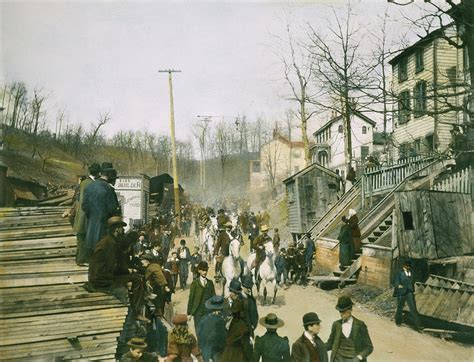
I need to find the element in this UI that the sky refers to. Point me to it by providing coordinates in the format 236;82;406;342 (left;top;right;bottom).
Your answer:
1;0;429;142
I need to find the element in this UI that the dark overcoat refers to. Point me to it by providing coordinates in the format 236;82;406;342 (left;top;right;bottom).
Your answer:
187;278;216;318
393;270;414;297
253;330;290;362
197;313;227;361
73;177;93;235
82;178;121;253
291;334;328;362
244;293;259;332
220;317;252;362
326;317;373;362
88;234;128;290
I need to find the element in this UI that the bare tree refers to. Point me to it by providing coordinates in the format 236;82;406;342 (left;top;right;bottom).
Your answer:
30;89;46;159
213;120;232;194
9;82;27;130
277;24;317;166
308;5;373;169
81;112;110;167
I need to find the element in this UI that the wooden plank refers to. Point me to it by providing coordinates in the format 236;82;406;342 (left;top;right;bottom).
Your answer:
0;270;88;288
0;248;77;262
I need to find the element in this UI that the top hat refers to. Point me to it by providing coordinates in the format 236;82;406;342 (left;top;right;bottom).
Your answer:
172;314;188;325
88;163;101;176
197;261;209;271
260;225;269;233
127;337;147;349
259;313;284;329
103;168;118;180
107;215;127;228
241;275;254;289
402;260;412;267
205;295;227;311
229;279;242;293
180;239;186;245
303;312;321;326
336;295;353;312
101;162;113;170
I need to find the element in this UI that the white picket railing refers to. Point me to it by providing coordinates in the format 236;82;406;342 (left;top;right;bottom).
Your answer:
363;156;435;194
432;166;471;194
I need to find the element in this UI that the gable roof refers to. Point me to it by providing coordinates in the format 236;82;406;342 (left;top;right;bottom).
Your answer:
283;162;339;184
388;23;454;66
313;110;376;136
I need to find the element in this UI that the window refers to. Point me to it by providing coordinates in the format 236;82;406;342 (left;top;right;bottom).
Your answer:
413;81;427;117
447;66;457;84
398;90;411;124
415;48;424;73
362;126;367;134
360;146;369;160
398;57;408;82
425;134;434;153
318;151;329;167
338;125;343;133
402;211;414;230
399;142;409;160
252;161;260;173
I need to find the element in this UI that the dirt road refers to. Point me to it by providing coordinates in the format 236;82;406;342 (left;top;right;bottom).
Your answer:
169;236;473;361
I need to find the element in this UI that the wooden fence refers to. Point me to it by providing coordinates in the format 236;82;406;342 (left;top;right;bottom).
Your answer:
432;166;471;194
363;156;435;195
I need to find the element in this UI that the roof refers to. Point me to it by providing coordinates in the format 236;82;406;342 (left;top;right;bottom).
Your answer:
314;110;377;136
388;24;454;66
283;162;339;184
272;133;305;148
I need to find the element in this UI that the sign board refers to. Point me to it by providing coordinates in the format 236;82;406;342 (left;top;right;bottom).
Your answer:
115;175;150;229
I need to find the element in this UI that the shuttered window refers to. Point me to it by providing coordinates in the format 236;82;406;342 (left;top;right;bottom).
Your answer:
398;90;411;124
415;48;424;73
414;81;427;117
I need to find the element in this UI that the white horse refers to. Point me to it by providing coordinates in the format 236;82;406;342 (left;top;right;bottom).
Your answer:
245;241;277;305
200;224;216;261
221;238;241;297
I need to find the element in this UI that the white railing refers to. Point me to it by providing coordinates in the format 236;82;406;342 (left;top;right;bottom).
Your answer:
432;166;471;194
363;156;435;194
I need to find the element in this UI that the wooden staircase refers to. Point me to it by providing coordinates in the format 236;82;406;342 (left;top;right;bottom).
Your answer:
0;206;128;361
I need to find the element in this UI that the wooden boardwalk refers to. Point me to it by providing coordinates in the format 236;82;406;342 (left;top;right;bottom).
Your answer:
0;206;128;361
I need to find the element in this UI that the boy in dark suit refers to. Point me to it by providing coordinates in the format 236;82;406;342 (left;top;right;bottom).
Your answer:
291;312;327;362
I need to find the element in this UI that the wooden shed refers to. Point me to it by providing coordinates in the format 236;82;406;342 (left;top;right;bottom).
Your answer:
395;190;473;259
284;163;339;235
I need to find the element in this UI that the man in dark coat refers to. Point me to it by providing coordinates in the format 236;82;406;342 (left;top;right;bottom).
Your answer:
187;261;216;335
82;167;121;260
213;221;233;282
178;239;191;290
337;217;353;270
252;225;272;279
291;312;328;362
198;295;228;362
241;275;259;336
326;296;373;362
393;260;423;331
272;228;281;251
74;162;101;265
253;313;290;362
190;246;203;279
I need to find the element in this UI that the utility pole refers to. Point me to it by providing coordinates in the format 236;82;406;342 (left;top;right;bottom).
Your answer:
197;115;211;202
159;69;181;218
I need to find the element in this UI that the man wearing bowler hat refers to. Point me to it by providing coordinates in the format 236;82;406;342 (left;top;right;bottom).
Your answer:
393;260;423;331
326;296;373;362
291;312;327;362
187;261;216;334
198;295;228;362
253;313;290;361
241;275;259;335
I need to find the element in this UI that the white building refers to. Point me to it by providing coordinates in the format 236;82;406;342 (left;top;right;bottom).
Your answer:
249;130;307;192
311;110;379;177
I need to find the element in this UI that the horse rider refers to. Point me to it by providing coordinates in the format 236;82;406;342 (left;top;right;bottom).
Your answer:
251;225;272;280
217;208;230;229
213;221;233;282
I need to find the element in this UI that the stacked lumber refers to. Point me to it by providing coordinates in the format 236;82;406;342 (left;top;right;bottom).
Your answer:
0;206;128;361
415;275;474;328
